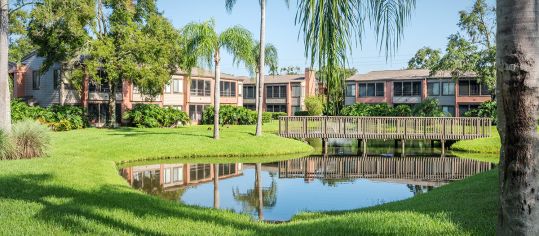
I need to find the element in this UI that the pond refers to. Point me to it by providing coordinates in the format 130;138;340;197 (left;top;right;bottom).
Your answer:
119;140;495;221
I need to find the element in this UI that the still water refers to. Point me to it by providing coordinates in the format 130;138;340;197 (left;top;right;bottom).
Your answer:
119;140;494;221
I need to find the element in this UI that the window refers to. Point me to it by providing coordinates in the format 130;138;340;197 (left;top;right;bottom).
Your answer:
243;86;255;99
218;163;236;176
53;69;61;90
459;80;489;96
442;82;455;95
164;83;171;93
173;79;182;93
173;167;183;183
220;81;236;97
292;85;301;98
358;83;384;97
441;105;455;117
393;81;421;97
164;168;171;184
292;105;301;114
189;164;211;182
190;79;211;96
346;84;356;97
427;82;440;96
267;85;287;99
32;71;40;90
189;104;208;122
266;104;287;113
244;104;256;110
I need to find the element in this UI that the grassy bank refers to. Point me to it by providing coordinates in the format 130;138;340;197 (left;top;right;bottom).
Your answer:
0;124;498;235
451;127;501;154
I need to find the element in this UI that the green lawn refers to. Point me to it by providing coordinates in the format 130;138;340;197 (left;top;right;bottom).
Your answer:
451;127;501;154
0;124;498;235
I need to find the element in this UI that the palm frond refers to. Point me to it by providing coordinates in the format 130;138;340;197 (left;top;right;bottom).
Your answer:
219;25;254;70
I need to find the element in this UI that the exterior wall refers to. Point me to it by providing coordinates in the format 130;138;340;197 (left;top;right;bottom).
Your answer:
22;55;62;106
162;75;185;107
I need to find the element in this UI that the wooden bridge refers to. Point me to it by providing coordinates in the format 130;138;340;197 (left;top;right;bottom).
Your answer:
278;155;494;186
278;116;491;140
278;116;491;155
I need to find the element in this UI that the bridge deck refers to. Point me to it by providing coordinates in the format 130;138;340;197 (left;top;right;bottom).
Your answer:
278;116;491;140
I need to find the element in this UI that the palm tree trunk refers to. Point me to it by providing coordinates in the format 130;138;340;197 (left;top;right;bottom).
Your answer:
0;0;10;132
255;163;263;220
213;163;220;209
255;0;266;136
255;71;259;112
496;0;539;235
214;50;221;139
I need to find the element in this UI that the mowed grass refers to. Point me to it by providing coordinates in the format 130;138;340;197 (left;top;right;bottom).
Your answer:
451;126;539;155
0;124;498;235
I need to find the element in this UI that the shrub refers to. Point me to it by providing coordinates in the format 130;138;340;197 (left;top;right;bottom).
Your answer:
123;104;189;128
202;105;273;125
464;101;497;124
294;111;310;116
269;112;287;119
391;105;413;116
11;120;51;159
0;130;14;160
11;100;87;131
341;103;373;116
367;103;393;116
305;96;325;116
412;98;444;117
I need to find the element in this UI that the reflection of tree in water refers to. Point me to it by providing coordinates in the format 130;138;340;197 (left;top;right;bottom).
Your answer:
232;166;277;215
406;184;433;196
320;178;354;187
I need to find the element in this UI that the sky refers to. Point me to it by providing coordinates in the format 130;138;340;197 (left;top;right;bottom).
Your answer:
157;0;492;77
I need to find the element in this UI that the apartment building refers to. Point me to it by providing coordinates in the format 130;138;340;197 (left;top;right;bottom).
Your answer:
345;69;492;117
242;68;318;115
10;52;245;126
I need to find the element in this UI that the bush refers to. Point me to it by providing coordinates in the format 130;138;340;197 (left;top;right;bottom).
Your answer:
11;120;51;159
294;111;310;116
201;105;273;125
269;112;287;119
412;98;444;117
11;100;87;131
341;103;374;116
464;101;497;124
391;105;413;116
123;104;189;128
0;130;14;160
305;96;325;116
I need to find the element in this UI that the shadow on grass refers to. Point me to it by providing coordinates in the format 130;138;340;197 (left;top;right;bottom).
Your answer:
0;171;494;235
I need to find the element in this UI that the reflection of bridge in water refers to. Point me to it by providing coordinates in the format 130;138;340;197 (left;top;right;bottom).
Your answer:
278;156;494;186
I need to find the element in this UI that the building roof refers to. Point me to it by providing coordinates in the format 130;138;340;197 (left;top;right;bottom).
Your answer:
243;74;306;85
174;67;245;81
346;69;476;82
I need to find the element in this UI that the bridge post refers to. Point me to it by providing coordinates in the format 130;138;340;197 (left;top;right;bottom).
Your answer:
322;138;328;155
362;139;367;157
357;139;362;156
441;140;446;156
401;140;406;157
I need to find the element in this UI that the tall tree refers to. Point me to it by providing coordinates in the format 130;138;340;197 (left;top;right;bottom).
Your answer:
407;47;442;69
9;0;41;64
0;0;10;132
226;0;289;136
248;42;278;110
496;0;539;234
182;19;253;139
296;0;415;115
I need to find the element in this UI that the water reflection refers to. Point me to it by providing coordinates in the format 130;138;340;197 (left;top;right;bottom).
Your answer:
120;156;494;221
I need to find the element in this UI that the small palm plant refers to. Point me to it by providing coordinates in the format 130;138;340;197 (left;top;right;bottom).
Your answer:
182;19;254;139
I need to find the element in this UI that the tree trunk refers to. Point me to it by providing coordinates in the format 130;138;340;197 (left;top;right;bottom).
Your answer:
213;163;219;209
255;71;259;112
214;50;221;139
255;0;266;136
106;80;116;128
255;163;264;221
496;1;539;235
0;0;10;132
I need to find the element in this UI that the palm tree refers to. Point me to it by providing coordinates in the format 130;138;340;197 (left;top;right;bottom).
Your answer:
0;0;10;132
182;19;254;139
496;1;539;234
248;42;278;112
232;164;277;221
213;163;220;209
296;0;416;115
226;0;289;136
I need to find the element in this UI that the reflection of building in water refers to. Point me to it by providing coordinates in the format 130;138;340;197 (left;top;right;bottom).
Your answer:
278;156;493;185
121;163;243;194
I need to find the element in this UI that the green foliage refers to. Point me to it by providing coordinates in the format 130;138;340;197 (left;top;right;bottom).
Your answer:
269;112;287;120
464;101;497;123
262;112;272;123
11;120;51;159
11;100;86;131
412;98;445;117
304;96;325;116
407;47;442;69
341;100;443;117
294;111;311;116
202;105;257;125
0;130;14;160
296;0;415;115
123;104;189;128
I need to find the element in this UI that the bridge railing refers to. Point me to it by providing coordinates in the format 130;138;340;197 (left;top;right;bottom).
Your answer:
278;116;491;140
